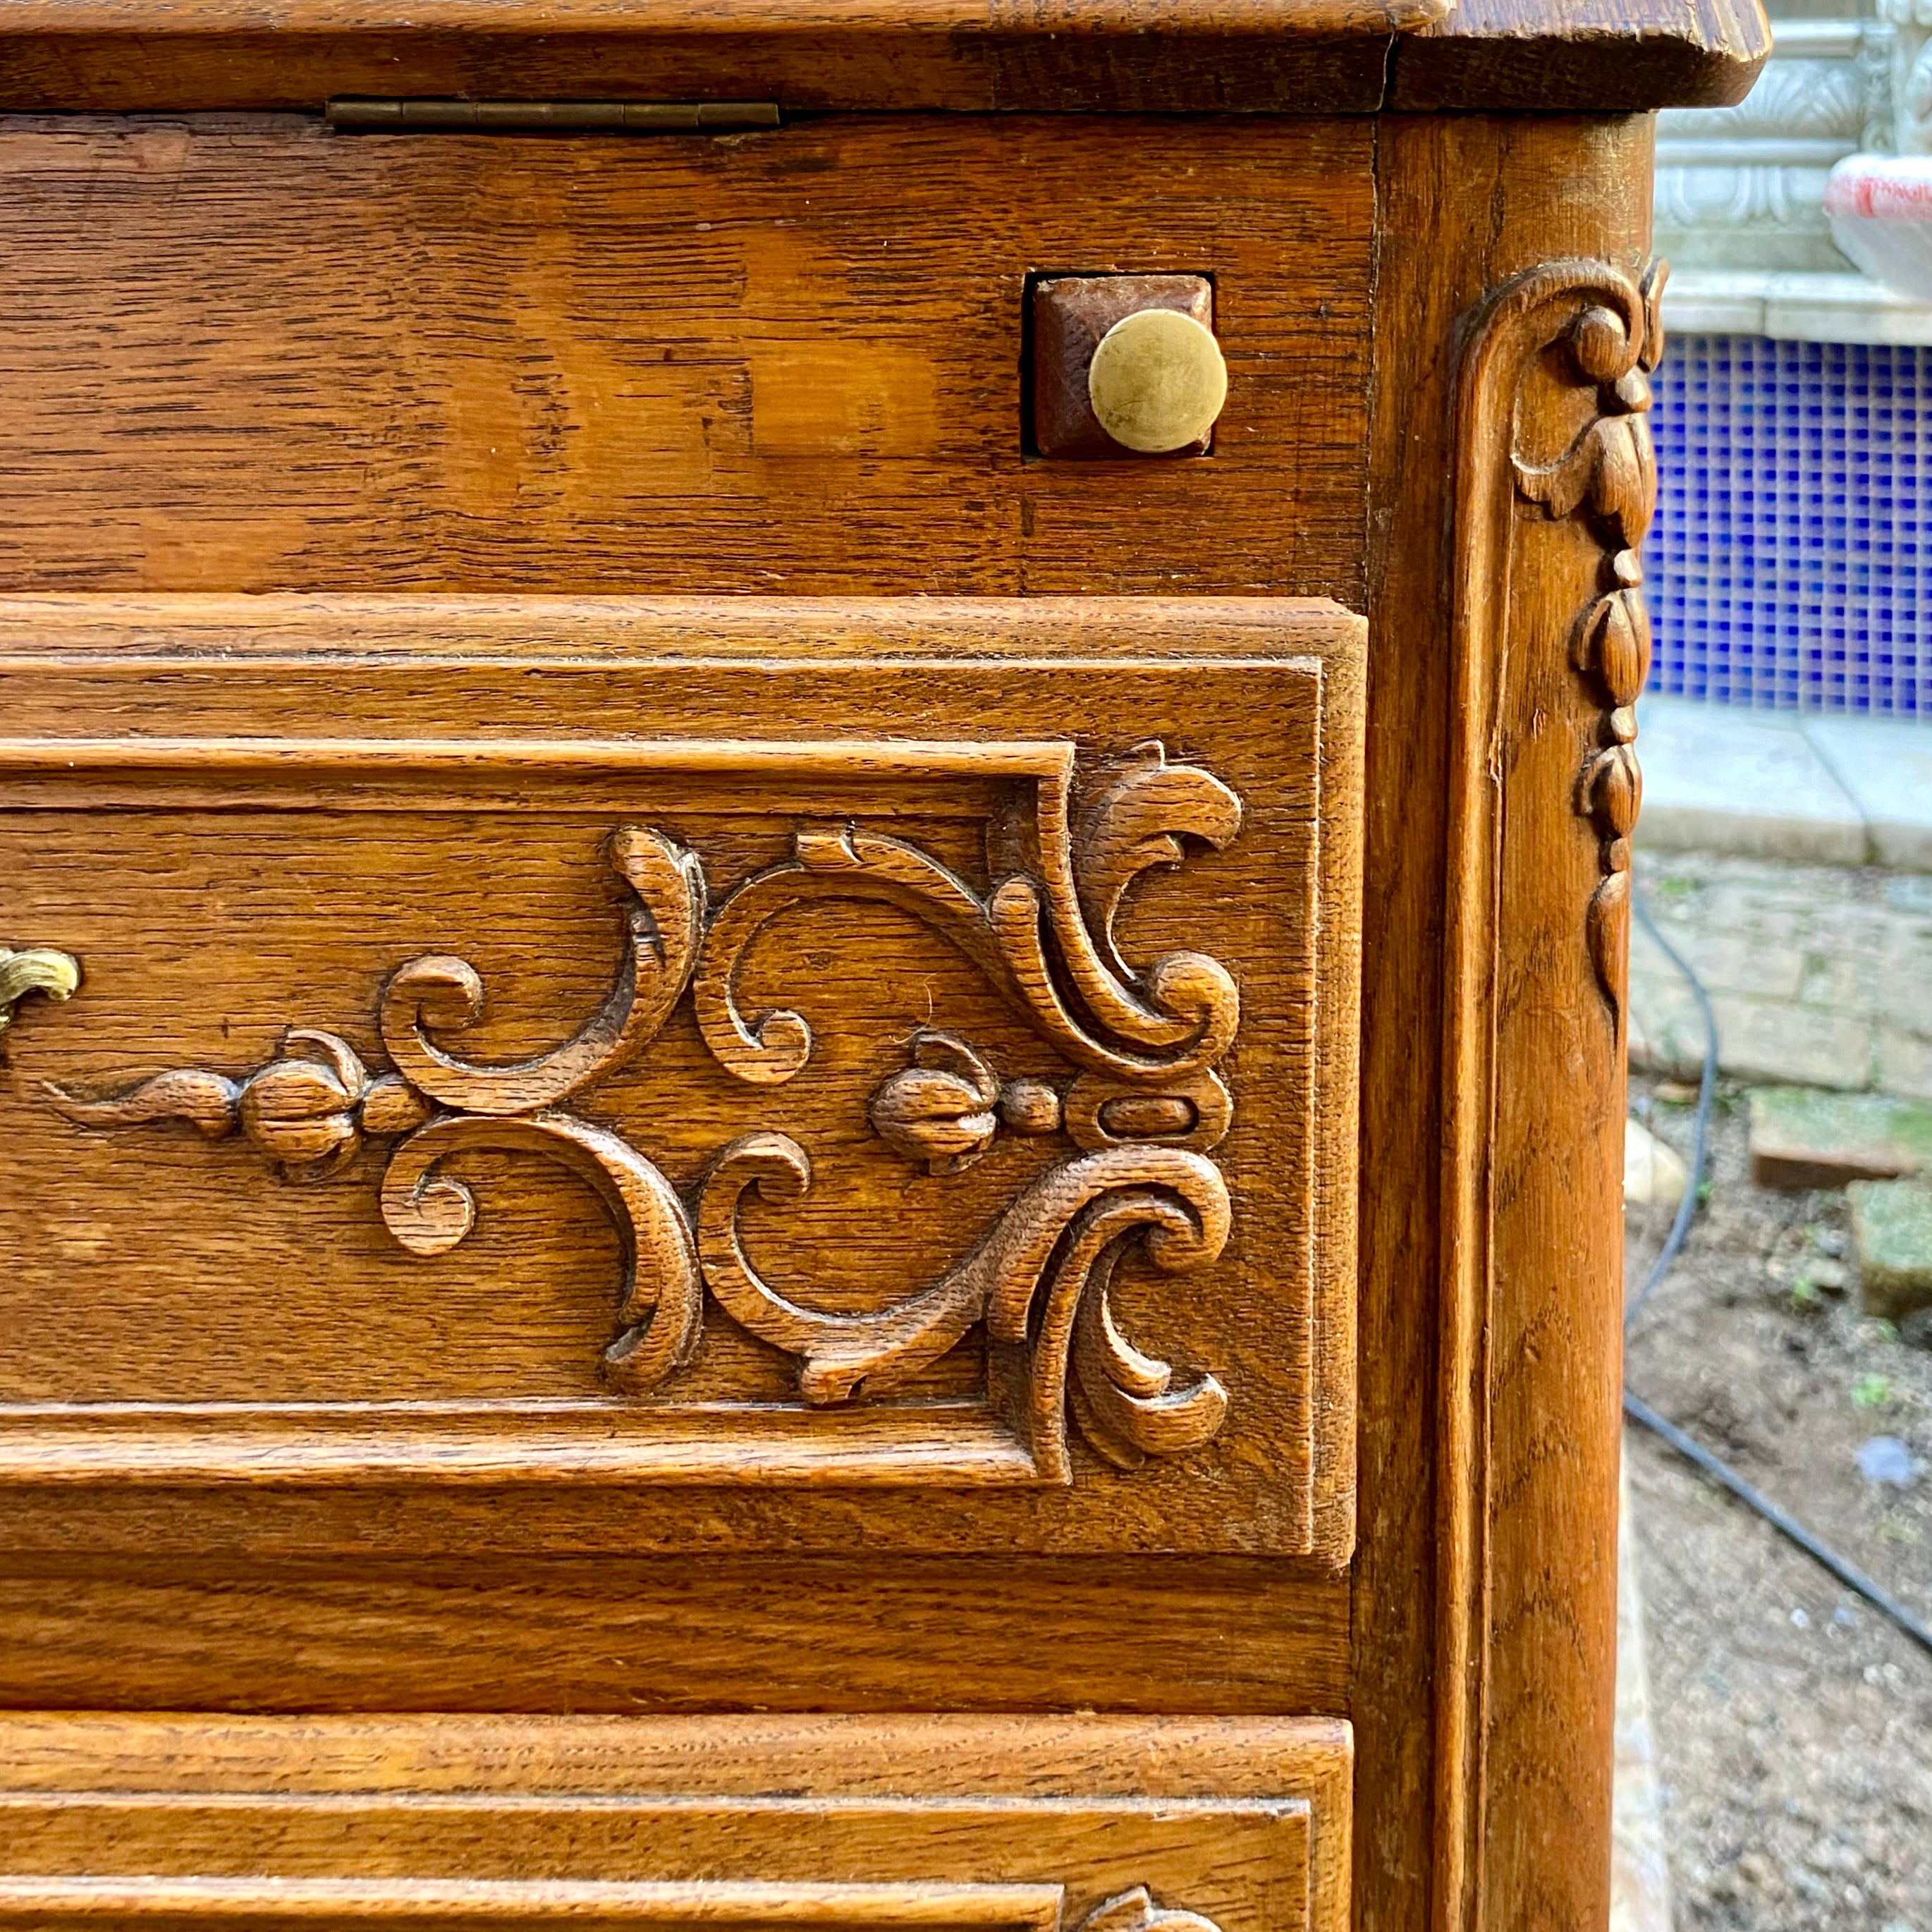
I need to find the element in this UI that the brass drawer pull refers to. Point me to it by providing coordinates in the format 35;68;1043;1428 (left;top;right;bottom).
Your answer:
1029;274;1226;459
1087;308;1229;455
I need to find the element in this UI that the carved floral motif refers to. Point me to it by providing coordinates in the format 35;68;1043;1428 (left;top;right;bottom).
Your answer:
0;945;80;1035
46;829;710;1395
1512;259;1668;1026
49;1028;432;1181
39;742;1242;1481
867;1032;1232;1172
1072;1891;1221;1932
868;1032;1065;1175
697;740;1241;1086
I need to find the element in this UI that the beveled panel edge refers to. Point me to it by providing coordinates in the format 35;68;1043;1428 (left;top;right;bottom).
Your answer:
0;1878;1070;1930
0;1404;1040;1488
0;2;1422;115
0;593;1366;661
0;0;1771;112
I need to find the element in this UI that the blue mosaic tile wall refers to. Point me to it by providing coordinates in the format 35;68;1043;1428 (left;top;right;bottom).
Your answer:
1644;334;1932;716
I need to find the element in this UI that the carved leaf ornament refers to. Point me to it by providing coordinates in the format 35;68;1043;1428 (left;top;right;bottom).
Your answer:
0;945;80;1034
1511;259;1666;1027
1072;1892;1223;1932
39;744;1241;1481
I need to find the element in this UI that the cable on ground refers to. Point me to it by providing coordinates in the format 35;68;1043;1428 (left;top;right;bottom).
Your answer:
1625;894;1719;1332
1622;891;1932;1661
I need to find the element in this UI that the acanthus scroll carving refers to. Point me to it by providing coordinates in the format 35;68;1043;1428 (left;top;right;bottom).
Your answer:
44;831;709;1395
696;740;1241;1087
39;740;1242;1483
1510;258;1667;1029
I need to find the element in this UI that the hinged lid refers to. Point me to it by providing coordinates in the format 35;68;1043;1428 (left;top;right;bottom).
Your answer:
0;0;1768;115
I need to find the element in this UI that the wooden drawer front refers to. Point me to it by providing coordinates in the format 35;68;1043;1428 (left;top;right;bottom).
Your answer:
0;596;1361;1558
0;1715;1351;1932
0;116;1369;603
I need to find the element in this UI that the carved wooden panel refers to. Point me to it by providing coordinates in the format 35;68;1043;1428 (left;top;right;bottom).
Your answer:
0;1714;1350;1932
0;596;1362;1558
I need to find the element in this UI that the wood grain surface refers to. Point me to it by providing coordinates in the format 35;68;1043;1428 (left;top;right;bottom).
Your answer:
1392;0;1768;109
0;1553;1351;1714
0;116;1370;601
0;0;1766;111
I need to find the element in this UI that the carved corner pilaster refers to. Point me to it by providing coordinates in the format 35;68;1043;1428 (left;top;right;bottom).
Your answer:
1440;254;1665;1932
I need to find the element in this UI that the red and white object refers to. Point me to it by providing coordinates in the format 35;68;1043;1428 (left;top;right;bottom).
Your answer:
1826;157;1932;303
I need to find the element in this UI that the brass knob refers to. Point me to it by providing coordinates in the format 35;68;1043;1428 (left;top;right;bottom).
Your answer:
1086;307;1228;454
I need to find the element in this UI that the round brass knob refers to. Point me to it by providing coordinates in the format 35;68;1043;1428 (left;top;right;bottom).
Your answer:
1086;307;1228;454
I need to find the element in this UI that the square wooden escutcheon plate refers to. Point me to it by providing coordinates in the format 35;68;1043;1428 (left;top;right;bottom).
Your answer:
0;597;1362;1559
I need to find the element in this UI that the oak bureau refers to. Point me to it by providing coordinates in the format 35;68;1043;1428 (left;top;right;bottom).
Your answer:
0;7;1766;1932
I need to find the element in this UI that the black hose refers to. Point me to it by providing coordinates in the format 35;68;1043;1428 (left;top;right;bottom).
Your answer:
1624;1390;1932;1658
1626;892;1718;1331
1624;885;1932;1662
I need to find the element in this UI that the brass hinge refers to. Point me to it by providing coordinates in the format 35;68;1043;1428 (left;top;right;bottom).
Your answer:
325;98;782;133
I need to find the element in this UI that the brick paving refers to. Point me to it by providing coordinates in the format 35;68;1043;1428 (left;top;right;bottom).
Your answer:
1632;853;1932;1098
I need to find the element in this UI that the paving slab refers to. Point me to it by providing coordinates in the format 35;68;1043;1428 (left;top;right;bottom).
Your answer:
1749;1087;1932;1189
1637;697;1868;865
1802;713;1932;872
1849;1178;1932;1320
1626;1117;1688;1209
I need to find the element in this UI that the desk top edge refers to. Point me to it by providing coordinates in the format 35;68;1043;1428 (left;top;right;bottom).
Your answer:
0;0;1771;114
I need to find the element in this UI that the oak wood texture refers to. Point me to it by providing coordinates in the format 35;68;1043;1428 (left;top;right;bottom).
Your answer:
0;1713;1351;1932
1357;111;1654;1932
0;1554;1351;1715
0;0;1766;114
0;115;1370;601
0;595;1362;1559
